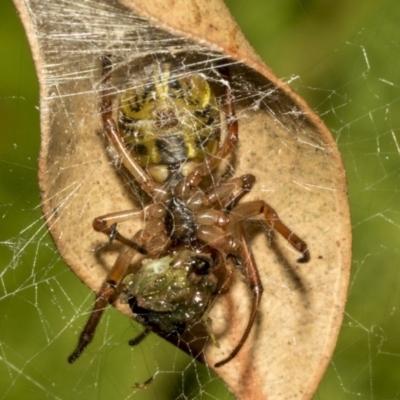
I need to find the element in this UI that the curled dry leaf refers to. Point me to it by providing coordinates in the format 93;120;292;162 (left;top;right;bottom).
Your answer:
14;0;351;399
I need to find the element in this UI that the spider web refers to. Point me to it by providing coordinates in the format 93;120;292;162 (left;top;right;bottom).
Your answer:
1;0;399;399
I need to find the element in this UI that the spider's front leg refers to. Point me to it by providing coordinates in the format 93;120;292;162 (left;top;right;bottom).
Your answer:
212;198;309;367
68;239;140;363
212;224;263;368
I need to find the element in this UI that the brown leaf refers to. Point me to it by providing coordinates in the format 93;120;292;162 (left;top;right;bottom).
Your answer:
14;0;351;398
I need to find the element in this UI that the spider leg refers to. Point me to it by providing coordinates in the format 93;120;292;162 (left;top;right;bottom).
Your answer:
100;55;167;201
214;257;234;295
195;223;262;367
93;209;147;254
68;239;139;363
206;174;256;211
213;198;309;367
214;226;263;368
233;200;310;262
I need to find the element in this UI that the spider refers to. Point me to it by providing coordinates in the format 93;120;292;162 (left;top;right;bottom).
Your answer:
68;55;310;368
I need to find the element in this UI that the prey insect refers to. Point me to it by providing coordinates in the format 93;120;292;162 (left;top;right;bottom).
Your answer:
68;56;310;368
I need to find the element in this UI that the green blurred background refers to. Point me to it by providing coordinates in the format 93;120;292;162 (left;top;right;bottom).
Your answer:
1;0;399;399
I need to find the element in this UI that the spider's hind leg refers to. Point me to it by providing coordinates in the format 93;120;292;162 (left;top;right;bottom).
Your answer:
205;174;256;211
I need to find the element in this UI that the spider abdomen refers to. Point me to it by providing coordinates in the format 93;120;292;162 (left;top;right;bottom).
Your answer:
118;64;220;182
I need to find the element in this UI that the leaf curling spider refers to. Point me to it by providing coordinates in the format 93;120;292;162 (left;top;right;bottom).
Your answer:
68;55;310;369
